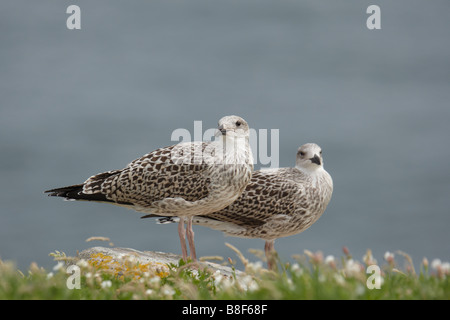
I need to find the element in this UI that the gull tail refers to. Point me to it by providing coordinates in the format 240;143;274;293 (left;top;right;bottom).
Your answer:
44;169;132;205
44;184;113;203
139;214;181;224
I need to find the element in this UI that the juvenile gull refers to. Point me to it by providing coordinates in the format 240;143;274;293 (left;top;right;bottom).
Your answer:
45;115;254;261
153;143;333;269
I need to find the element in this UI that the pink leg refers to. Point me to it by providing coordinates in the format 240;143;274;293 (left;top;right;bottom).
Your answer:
265;240;276;270
178;218;188;261
186;217;197;261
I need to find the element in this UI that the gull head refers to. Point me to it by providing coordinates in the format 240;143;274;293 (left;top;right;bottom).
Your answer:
295;143;324;171
216;115;250;139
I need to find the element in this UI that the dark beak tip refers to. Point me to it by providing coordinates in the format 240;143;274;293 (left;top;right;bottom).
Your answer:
310;154;321;165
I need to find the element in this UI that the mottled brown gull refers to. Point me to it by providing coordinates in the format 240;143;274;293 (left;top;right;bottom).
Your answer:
45;115;254;261
154;143;333;269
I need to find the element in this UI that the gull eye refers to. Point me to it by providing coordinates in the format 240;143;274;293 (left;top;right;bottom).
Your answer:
299;151;305;156
235;121;242;127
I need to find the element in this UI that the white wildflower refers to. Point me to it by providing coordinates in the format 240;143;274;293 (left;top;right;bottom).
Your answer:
286;278;294;289
219;276;234;290
290;263;303;276
53;261;65;272
384;251;395;263
431;259;442;270
344;259;362;276
161;285;175;296
76;259;89;268
432;259;450;275
125;255;138;264
214;275;224;286
149;275;161;285
441;262;450;274
191;270;200;280
145;289;154;295
238;275;253;291
239;274;259;292
213;270;224;287
101;280;112;289
325;255;335;264
248;279;259;292
246;261;263;274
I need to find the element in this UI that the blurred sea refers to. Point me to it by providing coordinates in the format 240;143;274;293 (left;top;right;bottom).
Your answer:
1;0;449;270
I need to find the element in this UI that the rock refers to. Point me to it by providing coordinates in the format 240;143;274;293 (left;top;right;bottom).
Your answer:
76;246;239;278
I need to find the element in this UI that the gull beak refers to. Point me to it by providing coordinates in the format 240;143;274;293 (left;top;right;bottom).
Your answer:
218;125;227;135
310;154;321;165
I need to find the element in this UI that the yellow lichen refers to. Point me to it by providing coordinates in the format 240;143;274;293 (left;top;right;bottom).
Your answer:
88;252;169;280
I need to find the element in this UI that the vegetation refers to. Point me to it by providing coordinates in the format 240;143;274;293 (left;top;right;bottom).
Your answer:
0;245;448;300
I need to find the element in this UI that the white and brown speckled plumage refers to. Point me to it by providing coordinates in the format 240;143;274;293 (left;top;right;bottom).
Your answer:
81;141;253;216
157;143;333;269
45;115;254;261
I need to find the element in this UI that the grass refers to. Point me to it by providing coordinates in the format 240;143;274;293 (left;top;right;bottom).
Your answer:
0;245;449;300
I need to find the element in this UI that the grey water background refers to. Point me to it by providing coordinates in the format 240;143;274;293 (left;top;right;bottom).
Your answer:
1;0;449;270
